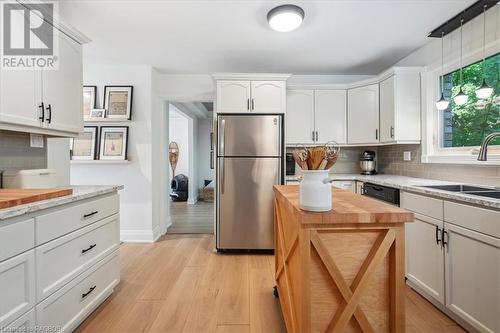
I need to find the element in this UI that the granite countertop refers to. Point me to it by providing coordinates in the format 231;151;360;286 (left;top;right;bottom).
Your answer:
286;174;500;210
0;185;123;221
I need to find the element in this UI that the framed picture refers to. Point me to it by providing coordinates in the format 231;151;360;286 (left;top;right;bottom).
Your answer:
99;126;129;160
71;126;98;160
89;108;106;119
83;86;97;119
104;85;133;120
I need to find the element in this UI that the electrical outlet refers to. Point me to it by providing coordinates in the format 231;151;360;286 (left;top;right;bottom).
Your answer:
403;151;412;161
30;134;44;148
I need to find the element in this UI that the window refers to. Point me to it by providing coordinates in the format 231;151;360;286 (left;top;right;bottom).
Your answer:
441;53;500;148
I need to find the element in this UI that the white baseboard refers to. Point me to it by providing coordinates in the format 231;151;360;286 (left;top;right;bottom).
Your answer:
120;229;157;243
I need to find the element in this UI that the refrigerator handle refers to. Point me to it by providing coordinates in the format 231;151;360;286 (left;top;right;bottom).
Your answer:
220;119;226;156
220;158;225;194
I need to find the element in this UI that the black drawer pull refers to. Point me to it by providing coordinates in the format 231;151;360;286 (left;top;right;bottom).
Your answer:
81;244;96;254
81;285;96;299
435;226;442;245
83;211;98;219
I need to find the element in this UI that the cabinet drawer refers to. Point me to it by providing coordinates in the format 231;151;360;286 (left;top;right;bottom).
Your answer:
36;214;120;301
36;252;120;333
331;180;355;192
444;201;500;238
401;191;443;220
2;308;35;332
0;250;35;327
0;218;34;262
36;194;119;245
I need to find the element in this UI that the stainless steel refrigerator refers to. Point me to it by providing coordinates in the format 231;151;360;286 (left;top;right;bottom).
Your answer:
216;114;283;251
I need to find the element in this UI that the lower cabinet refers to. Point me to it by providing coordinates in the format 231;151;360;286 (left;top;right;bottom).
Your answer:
0;250;36;327
36;252;120;332
331;180;355;192
444;223;500;333
405;213;445;304
2;309;36;332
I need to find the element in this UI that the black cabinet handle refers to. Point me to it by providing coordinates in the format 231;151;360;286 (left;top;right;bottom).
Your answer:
81;244;96;254
390;126;394;138
38;102;45;122
251;99;255;110
375;129;379;140
435;226;442;245
247;99;250;111
81;285;96;299
442;229;449;250
45;104;52;124
83;211;98;219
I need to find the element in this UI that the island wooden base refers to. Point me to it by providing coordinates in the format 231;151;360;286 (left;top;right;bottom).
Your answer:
274;193;407;333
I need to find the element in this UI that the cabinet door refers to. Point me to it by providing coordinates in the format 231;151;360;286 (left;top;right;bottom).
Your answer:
41;32;83;134
216;81;251;113
251;81;285;113
0;250;36;327
379;76;395;143
314;90;347;144
347;84;379;144
0;68;42;129
444;223;500;333
286;90;314;144
405;213;445;304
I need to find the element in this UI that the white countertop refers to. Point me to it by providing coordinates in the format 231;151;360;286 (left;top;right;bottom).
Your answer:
0;185;123;221
286;174;500;210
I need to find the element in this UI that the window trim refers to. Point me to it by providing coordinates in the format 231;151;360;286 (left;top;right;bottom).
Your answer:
421;40;500;166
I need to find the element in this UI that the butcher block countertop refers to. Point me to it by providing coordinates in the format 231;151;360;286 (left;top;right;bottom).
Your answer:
0;188;73;209
273;185;413;225
0;185;123;221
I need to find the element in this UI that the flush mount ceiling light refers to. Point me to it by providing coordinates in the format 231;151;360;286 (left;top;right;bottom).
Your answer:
267;4;304;32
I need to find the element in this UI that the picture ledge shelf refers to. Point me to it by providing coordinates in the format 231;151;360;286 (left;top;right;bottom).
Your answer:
84;118;131;123
71;160;131;164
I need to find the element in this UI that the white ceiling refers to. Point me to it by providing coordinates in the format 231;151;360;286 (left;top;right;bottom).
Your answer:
60;0;475;75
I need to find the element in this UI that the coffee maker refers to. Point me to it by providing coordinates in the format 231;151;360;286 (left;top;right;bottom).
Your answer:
360;150;376;175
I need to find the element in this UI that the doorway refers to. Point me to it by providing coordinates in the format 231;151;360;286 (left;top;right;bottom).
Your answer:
167;102;214;234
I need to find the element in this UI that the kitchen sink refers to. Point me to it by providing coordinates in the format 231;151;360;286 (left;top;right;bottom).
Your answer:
466;191;500;199
419;184;495;192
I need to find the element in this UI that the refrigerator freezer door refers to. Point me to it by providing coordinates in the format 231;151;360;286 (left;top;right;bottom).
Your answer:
217;157;280;250
218;115;282;157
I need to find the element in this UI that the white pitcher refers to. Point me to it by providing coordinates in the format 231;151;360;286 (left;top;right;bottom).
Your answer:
299;170;333;212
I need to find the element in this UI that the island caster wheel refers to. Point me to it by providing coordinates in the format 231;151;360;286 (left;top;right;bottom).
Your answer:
273;286;279;298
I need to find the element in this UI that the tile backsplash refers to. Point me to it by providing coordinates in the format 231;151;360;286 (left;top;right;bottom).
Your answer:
0;131;47;173
287;146;368;174
378;144;500;187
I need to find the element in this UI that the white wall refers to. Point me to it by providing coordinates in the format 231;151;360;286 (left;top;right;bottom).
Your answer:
70;63;166;242
169;111;189;177
197;115;214;189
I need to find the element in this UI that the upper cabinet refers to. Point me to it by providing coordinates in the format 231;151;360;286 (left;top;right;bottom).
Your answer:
379;71;421;143
286;89;347;145
348;84;379;144
214;74;289;114
0;22;86;137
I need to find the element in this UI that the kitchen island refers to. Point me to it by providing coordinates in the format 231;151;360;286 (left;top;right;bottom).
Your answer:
273;185;413;333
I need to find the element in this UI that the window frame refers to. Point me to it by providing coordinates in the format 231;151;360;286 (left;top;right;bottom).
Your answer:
421;40;500;165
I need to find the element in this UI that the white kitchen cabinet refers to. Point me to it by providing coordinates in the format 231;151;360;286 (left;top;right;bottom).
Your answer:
3;309;36;332
0;250;36;328
314;90;347;144
41;32;83;134
347;84;379;144
216;81;251;113
379;71;421;143
251;81;285;113
286;90;314;144
355;181;364;194
286;89;347;145
331;180;355;192
444;222;500;333
405;213;445;304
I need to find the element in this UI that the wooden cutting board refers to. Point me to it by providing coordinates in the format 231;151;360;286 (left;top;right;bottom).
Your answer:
0;188;73;210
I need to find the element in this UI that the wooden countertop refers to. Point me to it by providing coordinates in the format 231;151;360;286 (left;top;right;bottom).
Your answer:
273;185;413;225
0;188;73;209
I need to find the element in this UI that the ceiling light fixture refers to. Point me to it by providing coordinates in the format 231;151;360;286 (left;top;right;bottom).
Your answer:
267;4;304;32
436;31;450;111
453;19;468;106
476;5;494;99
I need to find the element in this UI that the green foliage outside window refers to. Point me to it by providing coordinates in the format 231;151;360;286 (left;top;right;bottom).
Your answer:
442;53;500;147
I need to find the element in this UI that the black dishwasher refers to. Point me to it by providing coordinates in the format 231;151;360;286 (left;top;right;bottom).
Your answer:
362;182;400;206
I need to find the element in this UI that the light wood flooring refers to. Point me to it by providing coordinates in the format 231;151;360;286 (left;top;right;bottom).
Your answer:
168;201;214;234
76;234;466;333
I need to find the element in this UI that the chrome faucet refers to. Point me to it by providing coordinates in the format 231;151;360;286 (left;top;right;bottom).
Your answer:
477;132;500;161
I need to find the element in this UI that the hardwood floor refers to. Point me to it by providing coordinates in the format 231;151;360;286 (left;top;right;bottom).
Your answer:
168;201;214;234
76;234;466;333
